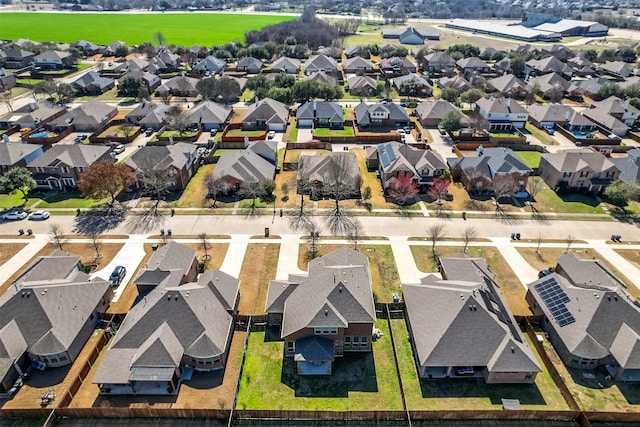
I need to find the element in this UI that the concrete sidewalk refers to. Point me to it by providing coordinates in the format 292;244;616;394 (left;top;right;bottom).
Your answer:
219;235;252;278
491;237;540;288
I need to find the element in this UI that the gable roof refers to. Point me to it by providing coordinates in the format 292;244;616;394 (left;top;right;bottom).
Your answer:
50;100;116;129
526;56;572;74
0;101;65;126
528;72;571;93
541;149;619;175
296;101;343;122
192;56;226;73
305;54;339;73
591;96;640;117
611;151;640;184
415;99;460;122
0;142;42;166
134;241;196;290
343;56;374;71
27;144;110;168
448;147;532;179
583;108;630;133
526;103;574;123
72;71;114;90
347;75;376;90
599;61;633;77
403;256;540;373
476;98;528;115
437;76;471;92
354;102;410;126
237;56;263;70
243;98;288;125
298;152;360;189
487;74;527;93
213;148;275;185
376;141;447;180
456;57;489;69
33;50;71;62
266;246;376;339
125;143;196;173
271;56;301;72
557;252;625;290
187;100;232;125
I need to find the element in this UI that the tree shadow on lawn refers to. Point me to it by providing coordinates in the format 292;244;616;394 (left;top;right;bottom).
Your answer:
281;352;378;398
419;378;546;405
566;365;640;405
73;206;126;234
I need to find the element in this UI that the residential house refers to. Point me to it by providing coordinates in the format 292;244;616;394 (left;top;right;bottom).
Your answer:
380;57;417;77
345;45;366;59
0;251;112;394
403;255;541;383
568;77;610;99
527;103;596;132
212;140;277;192
583;108;630;137
486;74;528;98
125;100;161;125
134;241;198;296
447;147;532;195
156;75;199;98
599;61;634;79
0;101;66;130
456;57;490;74
306;71;338;86
347;75;377;97
591;96;640;127
298;152;361;199
270;56;301;74
476;97;529;130
191;56;226;76
125;143;199;191
611;148;640;184
567;57;596;77
538;149;620;193
109;57;149;76
304;54;340;75
317;46;343;59
540;44;575;61
528;72;571;98
526;254;640;381
187;101;232;131
33;50;74;70
237;57;263;74
391;73;432;97
0;68;17;90
72;71;115;95
0;48;35;68
436;76;472;93
367;141;447;192
265;246;376;375
50;100;117;132
27;144;112;190
188;45;209;59
525;56;573;78
382;27;439;44
0;142;43;175
242;98;289;131
342;56;375;75
71;40;103;56
119;70;162;93
104;41;127;56
422;52;457;75
354;102;410;131
415;99;469;127
138;104;172;130
296;101;344;129
93;267;240;395
157;50;180;71
494;57;512;74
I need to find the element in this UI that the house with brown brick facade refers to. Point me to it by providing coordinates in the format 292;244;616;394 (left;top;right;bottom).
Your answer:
538;149;620;193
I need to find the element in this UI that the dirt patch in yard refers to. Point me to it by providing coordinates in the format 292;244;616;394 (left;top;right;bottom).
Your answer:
237;243;280;315
0;243;27;267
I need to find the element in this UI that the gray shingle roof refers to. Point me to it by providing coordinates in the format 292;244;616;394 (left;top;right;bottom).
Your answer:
27;144;111;168
298;152;361;193
135;241;196;289
541;149;619;177
447;147;532;179
192;56;226;73
125;143;197;173
213;148;275;185
343;56;374;71
50;100;116;129
354;102;410;126
487;74;527;93
476;97;528;115
72;71;114;91
296;101;343;123
243;98;288;125
528;72;571;93
611;151;640;184
270;56;301;72
415;100;461;122
187;101;232;126
266;246;375;339
557;252;625;290
304;54;339;73
0;142;41;166
0;101;65;126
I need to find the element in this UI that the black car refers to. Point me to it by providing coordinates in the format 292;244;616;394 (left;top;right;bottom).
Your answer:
109;265;126;286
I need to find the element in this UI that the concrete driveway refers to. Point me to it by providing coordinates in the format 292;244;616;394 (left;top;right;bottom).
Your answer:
425;128;455;158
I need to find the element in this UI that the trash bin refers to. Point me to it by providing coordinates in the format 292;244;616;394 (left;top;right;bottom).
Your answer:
264;227;270;238
27;229;32;235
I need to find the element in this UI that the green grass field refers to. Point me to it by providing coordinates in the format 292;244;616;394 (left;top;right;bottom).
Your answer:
0;13;294;46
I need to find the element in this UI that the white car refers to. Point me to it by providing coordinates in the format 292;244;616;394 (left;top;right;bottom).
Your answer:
28;210;50;220
2;211;27;220
112;144;125;154
267;131;276;139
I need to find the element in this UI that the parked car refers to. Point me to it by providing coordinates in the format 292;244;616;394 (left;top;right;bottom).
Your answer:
438;126;447;135
267;130;276;139
396;129;406;135
28;210;50;220
404;126;412;134
109;265;126;286
145;129;153;137
210;129;218;137
112;144;125;154
2;211;27;220
543;126;554;135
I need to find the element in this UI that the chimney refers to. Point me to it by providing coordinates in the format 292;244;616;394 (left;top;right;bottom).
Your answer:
565;110;570;121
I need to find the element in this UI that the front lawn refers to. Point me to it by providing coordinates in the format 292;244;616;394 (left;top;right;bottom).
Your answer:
0;192;42;210
37;191;104;209
392;318;568;410
236;320;403;410
528;177;605;214
237;243;280;314
515;151;542;169
314;127;355;137
288;125;299;142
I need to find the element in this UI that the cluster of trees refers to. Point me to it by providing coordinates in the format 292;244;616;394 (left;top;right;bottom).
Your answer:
33;79;75;102
195;76;241;104
245;74;343;104
604;180;640;207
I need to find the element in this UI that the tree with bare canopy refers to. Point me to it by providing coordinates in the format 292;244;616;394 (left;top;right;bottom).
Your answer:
238;178;266;211
491;175;519;209
319;155;360;235
78;161;134;207
135;158;175;213
388;173;418;205
427;222;447;255
206;175;227;208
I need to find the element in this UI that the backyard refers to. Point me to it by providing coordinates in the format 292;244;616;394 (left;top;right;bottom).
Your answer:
313;127;355;137
98;124;139;139
236;320;403;410
225;129;266;138
515;151;543;169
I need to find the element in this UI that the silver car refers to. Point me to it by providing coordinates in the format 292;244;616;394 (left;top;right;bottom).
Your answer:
2;211;27;220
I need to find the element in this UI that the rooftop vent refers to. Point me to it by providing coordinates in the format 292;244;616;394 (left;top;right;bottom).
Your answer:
325;309;328;316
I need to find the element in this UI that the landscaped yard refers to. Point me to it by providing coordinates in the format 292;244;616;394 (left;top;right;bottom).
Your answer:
284;148;331;163
314;127;355;137
237;243;280;314
98;124;139;139
528;177;606;214
174;164;233;210
298;243;400;303
515;151;542;169
410;245;530;316
391;318;568;410
160;130;199;138
236;320;403;410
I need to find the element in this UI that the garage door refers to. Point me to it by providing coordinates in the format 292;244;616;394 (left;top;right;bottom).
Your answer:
298;119;313;128
268;123;285;131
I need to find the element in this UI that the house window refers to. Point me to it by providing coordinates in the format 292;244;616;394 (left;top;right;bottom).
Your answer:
606;171;615;178
353;336;359;344
212;356;221;364
563;171;571;177
78;167;84;173
314;327;337;335
36;166;44;172
580;171;588;177
344;336;351;347
61;166;70;174
61;178;75;187
576;181;584;188
361;336;368;347
286;341;295;352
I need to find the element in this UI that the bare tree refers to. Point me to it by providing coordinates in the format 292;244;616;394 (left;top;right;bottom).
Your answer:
136;159;176;213
462;226;478;253
491;175;519;208
565;234;575;253
198;232;211;262
526;178;544;211
166;106;189;136
306;218;321;259
536;233;543;257
321;154;360;235
291;160;312;229
427;222;447;255
347;218;365;250
49;224;67;250
87;232;103;260
206;175;226;208
238;179;266;211
0;82;14;112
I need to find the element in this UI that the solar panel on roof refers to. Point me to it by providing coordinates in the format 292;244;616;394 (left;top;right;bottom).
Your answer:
534;278;575;327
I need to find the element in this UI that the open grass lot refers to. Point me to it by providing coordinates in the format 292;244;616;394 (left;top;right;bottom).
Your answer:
314;127;355;137
0;13;294;45
236;320;403;410
0;243;27;268
410;245;530;315
515;151;542;169
515;247;640;301
528;177;606;214
237;243;280;314
538;333;640;411
391;318;568;410
298;243;400;303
